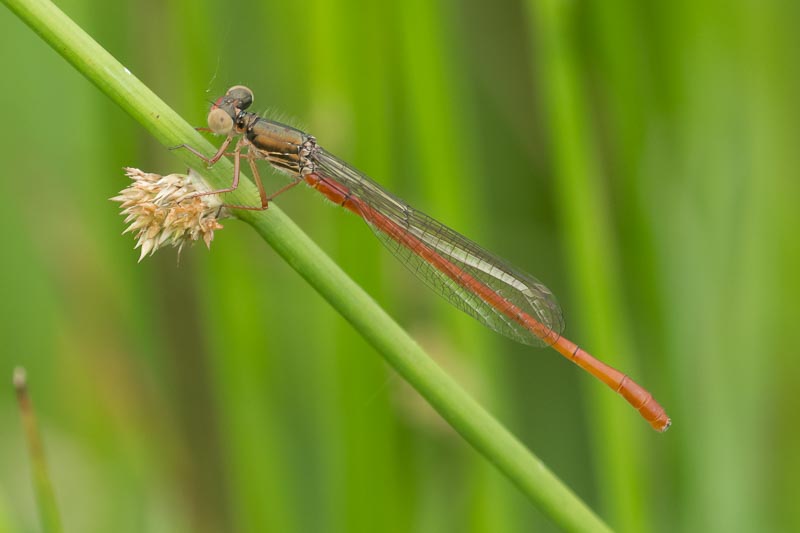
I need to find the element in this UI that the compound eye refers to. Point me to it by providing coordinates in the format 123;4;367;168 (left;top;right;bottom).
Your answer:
226;85;254;110
207;107;234;135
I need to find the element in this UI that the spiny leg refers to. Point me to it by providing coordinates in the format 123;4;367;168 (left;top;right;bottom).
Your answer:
221;148;302;210
170;134;234;166
249;148;269;208
173;137;302;210
184;137;248;201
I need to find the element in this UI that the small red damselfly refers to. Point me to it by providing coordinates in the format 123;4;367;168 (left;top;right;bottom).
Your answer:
173;86;671;432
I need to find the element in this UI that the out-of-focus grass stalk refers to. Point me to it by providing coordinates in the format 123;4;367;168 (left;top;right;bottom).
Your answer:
306;0;400;530
524;0;648;530
13;367;62;533
1;0;612;530
394;1;513;531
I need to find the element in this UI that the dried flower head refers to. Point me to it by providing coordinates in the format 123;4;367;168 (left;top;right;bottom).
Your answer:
112;168;228;261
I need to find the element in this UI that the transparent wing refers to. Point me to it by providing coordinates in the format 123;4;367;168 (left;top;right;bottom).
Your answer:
313;149;565;347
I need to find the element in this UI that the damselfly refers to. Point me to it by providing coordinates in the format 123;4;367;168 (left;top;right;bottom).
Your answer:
173;85;671;432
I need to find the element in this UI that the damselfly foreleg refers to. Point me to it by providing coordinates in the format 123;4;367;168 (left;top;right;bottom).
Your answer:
170;133;234;166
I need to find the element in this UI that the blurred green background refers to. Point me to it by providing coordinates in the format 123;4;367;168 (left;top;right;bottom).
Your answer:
1;0;798;531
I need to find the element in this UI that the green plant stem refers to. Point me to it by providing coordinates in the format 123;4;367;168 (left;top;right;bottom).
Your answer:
524;1;646;530
14;367;62;533
2;0;612;530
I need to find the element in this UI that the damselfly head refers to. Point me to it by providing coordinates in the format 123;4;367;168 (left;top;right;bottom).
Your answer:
207;85;254;135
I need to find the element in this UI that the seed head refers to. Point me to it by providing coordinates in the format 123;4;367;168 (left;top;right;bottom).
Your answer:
112;168;228;261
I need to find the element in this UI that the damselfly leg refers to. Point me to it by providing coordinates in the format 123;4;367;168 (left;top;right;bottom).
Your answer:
171;136;302;210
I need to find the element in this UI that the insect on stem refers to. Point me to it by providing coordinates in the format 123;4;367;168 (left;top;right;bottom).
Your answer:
173;85;671;432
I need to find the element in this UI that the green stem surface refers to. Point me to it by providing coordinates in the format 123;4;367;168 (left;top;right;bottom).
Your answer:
2;0;612;530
